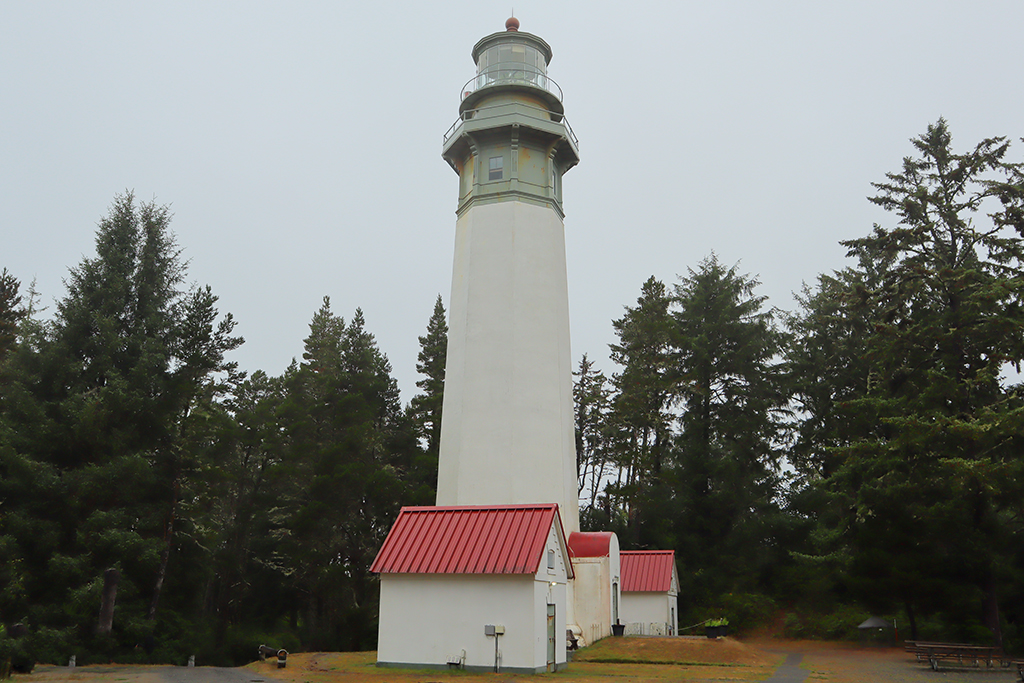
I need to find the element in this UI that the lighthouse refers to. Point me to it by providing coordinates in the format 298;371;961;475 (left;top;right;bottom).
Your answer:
371;21;623;671
435;17;581;537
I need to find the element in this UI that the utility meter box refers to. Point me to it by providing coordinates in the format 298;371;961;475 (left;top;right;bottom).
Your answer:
494;625;505;635
484;625;495;636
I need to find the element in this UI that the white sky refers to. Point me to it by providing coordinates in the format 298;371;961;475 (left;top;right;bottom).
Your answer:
4;1;1022;403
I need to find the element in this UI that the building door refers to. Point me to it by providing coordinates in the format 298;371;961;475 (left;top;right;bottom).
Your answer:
547;604;556;671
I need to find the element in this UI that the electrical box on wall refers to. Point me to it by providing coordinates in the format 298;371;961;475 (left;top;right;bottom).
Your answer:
484;625;495;636
495;625;505;635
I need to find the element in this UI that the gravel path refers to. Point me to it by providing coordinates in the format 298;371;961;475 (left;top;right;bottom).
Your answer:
768;643;1020;683
26;664;287;683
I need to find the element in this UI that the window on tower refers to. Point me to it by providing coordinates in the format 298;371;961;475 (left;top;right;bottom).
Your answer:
489;156;503;181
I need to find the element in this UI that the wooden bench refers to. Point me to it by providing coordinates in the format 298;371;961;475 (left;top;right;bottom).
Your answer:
905;640;965;661
905;641;1008;671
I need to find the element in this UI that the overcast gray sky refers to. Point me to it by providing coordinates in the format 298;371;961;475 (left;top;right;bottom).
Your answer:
4;1;1022;402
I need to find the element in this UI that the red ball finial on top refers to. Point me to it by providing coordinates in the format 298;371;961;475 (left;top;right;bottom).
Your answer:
505;16;520;31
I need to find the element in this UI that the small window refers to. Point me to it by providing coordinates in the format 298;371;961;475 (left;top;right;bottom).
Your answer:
489;156;503;181
547;548;555;570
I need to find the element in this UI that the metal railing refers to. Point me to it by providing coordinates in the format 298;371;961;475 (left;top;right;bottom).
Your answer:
460;65;564;102
443;101;578;150
623;622;674;637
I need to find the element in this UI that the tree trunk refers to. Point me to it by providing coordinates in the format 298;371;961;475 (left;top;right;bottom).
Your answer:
983;571;1002;647
148;478;179;620
904;599;918;641
96;568;120;635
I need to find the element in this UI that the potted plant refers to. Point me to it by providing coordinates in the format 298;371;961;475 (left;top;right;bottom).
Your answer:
705;618;729;638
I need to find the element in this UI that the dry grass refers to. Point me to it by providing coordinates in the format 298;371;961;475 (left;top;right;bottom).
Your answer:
22;638;996;683
33;637;950;683
573;635;778;667
243;637;782;683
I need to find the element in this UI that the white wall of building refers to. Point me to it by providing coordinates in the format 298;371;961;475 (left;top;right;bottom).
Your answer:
572;558;609;646
609;536;621;624
377;520;569;673
569;534;620;646
620;593;678;636
436;200;579;536
378;574;533;671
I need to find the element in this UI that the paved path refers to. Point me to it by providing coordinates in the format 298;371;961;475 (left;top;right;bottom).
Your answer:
765;651;809;683
760;643;1021;683
28;664;286;683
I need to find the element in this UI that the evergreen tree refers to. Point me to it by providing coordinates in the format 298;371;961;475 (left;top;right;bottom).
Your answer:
199;370;289;648
0;192;242;658
0;269;23;360
407;295;447;494
668;255;788;602
277;298;413;650
783;263;881;479
799;120;1024;642
604;276;674;536
573;354;611;524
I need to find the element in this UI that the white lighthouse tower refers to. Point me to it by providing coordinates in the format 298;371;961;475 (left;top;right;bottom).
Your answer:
372;22;624;668
436;17;581;537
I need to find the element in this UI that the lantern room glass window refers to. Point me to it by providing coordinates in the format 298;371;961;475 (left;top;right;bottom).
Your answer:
475;41;548;91
477;43;547;75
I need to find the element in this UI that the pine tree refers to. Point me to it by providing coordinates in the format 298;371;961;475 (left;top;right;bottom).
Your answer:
605;276;674;535
802;120;1024;642
0;269;23;360
573;353;611;514
669;255;787;601
409;296;447;454
407;295;447;494
201;369;289;646
277;299;411;650
0;192;242;653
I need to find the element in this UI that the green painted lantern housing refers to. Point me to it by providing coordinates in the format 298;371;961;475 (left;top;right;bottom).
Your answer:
442;18;580;218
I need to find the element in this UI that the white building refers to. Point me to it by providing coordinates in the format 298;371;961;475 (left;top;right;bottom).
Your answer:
372;504;573;673
373;19;673;667
619;551;679;636
567;532;621;647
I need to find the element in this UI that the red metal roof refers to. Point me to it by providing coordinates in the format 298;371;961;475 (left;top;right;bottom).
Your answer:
371;504;571;577
567;531;615;558
620;550;676;592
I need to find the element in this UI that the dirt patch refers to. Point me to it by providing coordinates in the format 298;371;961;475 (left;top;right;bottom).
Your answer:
23;638;989;683
746;639;1017;683
239;638;782;683
240;641;781;683
573;635;778;667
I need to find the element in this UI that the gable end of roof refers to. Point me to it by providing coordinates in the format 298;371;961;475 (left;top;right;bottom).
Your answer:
620;550;676;592
371;504;572;577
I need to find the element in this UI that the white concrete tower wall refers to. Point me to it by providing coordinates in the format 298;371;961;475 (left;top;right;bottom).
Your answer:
435;20;581;538
437;199;579;535
436;19;581;538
